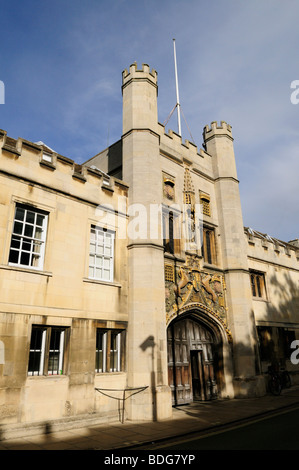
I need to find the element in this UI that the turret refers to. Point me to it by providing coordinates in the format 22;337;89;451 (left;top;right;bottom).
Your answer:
122;63;158;135
203;120;245;270
203;121;264;395
203;121;237;180
121;63;172;421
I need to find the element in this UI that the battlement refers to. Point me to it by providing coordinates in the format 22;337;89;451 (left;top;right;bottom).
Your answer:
164;127;199;154
0;130;128;199
245;227;299;262
203;121;233;142
122;62;158;89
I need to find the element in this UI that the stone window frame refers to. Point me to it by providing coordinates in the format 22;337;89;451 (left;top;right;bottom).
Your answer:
95;328;126;373
162;207;181;256
28;325;70;376
201;226;217;265
8;203;48;271
250;270;267;299
199;191;211;217
89;225;115;283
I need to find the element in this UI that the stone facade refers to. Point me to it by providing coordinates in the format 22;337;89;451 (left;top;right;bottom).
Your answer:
0;63;299;435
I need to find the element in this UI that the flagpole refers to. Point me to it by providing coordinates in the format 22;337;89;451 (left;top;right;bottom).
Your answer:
173;38;181;136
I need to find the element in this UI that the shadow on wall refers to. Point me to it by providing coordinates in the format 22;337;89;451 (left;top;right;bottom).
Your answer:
266;272;299;322
140;335;157;421
257;272;299;374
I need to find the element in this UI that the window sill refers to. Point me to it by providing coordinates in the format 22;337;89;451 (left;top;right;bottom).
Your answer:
95;371;125;376
164;252;186;263
1;264;52;277
252;296;268;302
27;374;68;379
83;277;121;288
202;262;219;270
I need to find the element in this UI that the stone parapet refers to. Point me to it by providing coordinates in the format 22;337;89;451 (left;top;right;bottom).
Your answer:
203;120;233;143
122;62;158;91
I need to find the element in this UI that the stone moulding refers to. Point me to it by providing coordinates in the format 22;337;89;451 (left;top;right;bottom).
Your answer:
166;301;233;344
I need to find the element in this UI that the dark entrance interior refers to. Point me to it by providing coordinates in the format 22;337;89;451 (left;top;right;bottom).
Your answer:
167;316;219;405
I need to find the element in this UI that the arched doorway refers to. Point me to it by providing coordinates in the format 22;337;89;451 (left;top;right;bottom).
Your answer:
167;314;222;405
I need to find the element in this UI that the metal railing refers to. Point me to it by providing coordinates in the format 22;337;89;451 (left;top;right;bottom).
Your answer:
95;386;148;423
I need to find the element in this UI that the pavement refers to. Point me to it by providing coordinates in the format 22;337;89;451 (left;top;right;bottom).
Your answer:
1;386;299;450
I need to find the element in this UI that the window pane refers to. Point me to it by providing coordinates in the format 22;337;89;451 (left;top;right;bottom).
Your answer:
48;353;59;374
105;233;112;244
13;221;23;235
24;224;34;238
103;259;110;270
36;214;44;227
33;240;42;254
96;330;106;372
96;245;103;255
97;232;104;244
22;239;32;252
28;352;42;375
256;276;262;297
31;327;43;349
34;226;43;240
251;275;256;296
95;268;102;279
32;254;40;267
26;210;35;224
95;350;103;371
48;329;64;375
15;207;25;221
104;246;111;256
110;332;120;372
10;237;20;249
206;231;212;264
8;249;19;264
20;251;30;266
89;266;94;278
50;328;61;349
28;328;45;375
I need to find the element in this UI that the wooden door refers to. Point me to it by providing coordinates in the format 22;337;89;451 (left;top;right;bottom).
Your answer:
167;321;192;405
168;316;218;404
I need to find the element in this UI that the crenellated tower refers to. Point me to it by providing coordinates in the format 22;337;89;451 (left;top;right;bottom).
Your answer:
122;63;172;420
203;121;264;395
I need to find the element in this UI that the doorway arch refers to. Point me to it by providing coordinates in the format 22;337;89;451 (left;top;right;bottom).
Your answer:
167;311;225;405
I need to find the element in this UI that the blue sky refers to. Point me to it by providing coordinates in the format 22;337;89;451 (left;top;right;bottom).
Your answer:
1;0;299;242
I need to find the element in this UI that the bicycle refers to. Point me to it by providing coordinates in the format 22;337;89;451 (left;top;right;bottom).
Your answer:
267;365;282;395
267;365;292;395
280;367;291;389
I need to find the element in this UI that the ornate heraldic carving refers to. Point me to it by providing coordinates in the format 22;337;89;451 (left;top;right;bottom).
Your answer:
165;255;232;342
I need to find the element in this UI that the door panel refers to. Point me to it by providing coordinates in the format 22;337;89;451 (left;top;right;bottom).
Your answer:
167;316;218;404
168;322;192;405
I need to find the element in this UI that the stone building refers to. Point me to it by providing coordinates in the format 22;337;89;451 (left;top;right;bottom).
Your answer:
0;62;299;436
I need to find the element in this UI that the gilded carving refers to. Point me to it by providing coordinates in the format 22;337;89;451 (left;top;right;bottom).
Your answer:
165;256;231;341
